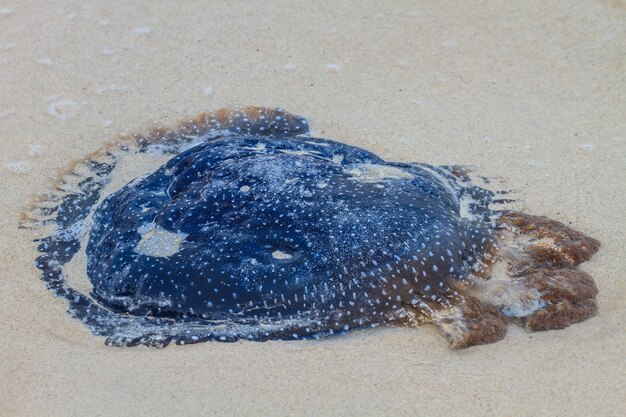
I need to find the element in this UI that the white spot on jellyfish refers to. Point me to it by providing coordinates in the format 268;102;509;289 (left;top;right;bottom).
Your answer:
134;223;188;258
331;154;344;165
202;86;214;97
345;163;414;182
272;250;292;260
134;27;152;35
239;185;251;192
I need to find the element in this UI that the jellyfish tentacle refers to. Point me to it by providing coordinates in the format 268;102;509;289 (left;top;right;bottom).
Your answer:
487;211;600;331
496;211;600;275
405;294;508;349
517;267;598;331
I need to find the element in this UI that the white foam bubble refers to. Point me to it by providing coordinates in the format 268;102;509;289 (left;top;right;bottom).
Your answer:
5;161;30;174
95;84;123;95
134;27;152;35
442;40;458;48
202;86;214;97
28;144;44;157
53;220;86;242
0;108;16;117
36;57;53;65
46;97;86;122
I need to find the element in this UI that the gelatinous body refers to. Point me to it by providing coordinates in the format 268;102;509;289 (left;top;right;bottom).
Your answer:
26;107;600;348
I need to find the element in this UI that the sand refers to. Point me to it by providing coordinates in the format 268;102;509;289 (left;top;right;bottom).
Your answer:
1;1;624;416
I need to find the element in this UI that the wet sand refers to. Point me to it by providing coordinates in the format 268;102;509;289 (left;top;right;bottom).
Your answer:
1;1;624;416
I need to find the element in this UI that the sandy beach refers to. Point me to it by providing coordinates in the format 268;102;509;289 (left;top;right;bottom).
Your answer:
1;1;624;416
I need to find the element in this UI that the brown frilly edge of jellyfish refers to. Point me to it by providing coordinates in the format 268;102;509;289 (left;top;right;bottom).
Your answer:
21;106;600;349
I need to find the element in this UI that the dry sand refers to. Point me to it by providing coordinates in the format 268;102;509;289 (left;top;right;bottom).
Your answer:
1;1;625;416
